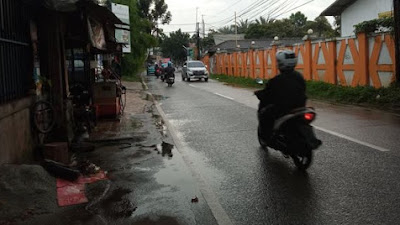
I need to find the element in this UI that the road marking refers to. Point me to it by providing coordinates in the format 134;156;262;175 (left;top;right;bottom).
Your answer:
314;126;390;152
214;93;234;100
153;99;234;225
189;84;196;88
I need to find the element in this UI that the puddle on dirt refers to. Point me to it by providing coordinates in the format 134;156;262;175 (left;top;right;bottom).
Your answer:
131;216;180;225
152;94;169;101
101;188;136;219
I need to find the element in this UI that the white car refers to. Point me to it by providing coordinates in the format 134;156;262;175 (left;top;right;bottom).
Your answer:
182;60;209;82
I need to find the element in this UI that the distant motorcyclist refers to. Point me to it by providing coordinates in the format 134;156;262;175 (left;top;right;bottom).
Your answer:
255;49;307;142
164;61;175;80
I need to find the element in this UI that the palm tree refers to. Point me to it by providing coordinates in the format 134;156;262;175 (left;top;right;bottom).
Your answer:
236;19;250;33
255;16;267;25
217;26;235;34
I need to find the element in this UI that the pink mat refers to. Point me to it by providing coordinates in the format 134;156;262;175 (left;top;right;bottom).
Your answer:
56;170;108;207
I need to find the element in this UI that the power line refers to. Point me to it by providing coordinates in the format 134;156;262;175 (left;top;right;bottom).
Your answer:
208;0;267;25
271;0;314;19
207;0;243;19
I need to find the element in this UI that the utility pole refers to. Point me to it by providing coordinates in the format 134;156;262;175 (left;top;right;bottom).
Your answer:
394;0;400;85
197;22;201;60
235;11;238;48
202;15;205;38
195;7;200;60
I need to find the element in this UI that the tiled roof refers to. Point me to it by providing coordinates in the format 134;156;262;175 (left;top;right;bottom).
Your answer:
320;0;358;16
208;38;304;53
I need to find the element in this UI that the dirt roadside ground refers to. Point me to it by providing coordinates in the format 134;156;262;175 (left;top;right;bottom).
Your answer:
0;79;218;225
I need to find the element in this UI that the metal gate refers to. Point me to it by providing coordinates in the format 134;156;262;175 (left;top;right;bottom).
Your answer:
0;0;32;104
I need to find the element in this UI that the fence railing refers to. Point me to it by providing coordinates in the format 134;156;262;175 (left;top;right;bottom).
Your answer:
0;0;32;104
203;32;396;88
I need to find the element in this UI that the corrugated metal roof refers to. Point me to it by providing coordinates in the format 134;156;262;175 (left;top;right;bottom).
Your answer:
320;0;358;16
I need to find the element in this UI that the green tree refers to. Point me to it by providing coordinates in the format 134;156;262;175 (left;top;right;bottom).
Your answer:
160;29;190;65
289;11;307;29
334;16;341;36
245;19;296;39
217;26;235;34
137;0;171;35
255;16;273;25
113;0;157;75
236;18;251;33
307;16;336;37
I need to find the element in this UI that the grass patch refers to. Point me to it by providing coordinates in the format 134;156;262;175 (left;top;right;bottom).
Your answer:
211;74;400;111
210;74;265;88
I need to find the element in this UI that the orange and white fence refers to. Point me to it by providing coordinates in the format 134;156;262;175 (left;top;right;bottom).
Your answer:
202;32;395;88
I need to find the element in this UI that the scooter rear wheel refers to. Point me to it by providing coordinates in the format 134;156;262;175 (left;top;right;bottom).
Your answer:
292;151;313;170
257;126;268;150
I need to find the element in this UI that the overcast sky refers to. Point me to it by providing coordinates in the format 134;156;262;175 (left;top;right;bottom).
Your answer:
159;0;337;35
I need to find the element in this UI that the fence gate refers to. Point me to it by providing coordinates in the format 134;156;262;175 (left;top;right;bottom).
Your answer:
0;0;32;104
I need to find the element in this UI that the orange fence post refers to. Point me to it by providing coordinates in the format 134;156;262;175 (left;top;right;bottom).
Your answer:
228;53;232;75
357;32;369;86
326;40;337;84
250;49;255;78
304;39;312;80
271;45;278;77
233;51;239;77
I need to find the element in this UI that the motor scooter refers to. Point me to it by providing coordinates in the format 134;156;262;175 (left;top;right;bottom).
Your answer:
166;74;175;87
257;106;322;170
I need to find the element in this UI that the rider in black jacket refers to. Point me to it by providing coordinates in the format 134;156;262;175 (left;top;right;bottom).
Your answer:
164;61;175;79
255;49;307;140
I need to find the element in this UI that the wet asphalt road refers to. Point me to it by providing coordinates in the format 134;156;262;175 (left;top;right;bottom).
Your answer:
147;73;400;225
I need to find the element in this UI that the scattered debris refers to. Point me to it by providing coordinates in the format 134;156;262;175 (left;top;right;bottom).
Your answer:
161;141;174;157
42;159;80;181
191;196;199;203
78;160;101;176
57;171;108;207
70;142;96;153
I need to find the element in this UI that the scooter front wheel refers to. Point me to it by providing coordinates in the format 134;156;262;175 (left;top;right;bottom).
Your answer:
292;151;313;170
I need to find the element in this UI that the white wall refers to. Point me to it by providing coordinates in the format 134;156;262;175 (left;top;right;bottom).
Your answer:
341;0;393;37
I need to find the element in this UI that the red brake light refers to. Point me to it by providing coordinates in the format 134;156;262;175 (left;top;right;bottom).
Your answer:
304;113;315;121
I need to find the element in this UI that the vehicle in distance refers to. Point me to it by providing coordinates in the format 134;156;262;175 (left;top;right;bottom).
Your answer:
182;60;209;82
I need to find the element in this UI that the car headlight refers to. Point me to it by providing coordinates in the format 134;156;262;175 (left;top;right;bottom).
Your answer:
205;70;209;75
187;70;193;75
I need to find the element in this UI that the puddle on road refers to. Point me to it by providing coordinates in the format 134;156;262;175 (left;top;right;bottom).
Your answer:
131;216;180;225
153;143;198;199
101;188;136;219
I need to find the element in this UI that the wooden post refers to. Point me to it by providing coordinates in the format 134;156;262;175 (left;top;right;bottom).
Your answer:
357;32;369;86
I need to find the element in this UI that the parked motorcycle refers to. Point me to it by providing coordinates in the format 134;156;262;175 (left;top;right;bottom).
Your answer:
155;68;161;79
257;106;322;170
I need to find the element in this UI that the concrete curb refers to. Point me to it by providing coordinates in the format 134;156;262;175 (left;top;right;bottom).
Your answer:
141;77;234;225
